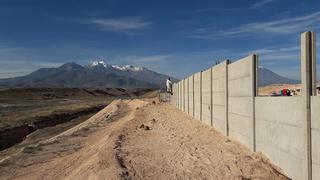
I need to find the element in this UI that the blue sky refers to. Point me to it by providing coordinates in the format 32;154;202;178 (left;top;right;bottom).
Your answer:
0;0;319;80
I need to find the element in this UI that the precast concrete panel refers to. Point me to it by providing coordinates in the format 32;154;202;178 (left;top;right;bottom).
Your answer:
185;78;189;113
177;82;180;109
188;75;194;116
174;83;178;107
255;97;305;180
179;81;183;110
194;72;202;120
227;55;255;150
311;96;320;180
181;80;185;111
176;83;179;108
202;68;212;126
212;61;228;134
176;83;178;108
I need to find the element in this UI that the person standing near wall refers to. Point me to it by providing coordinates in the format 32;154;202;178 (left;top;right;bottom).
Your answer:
166;77;173;95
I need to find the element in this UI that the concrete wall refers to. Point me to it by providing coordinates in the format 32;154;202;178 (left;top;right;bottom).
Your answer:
194;72;202;121
212;61;228;135
184;79;189;113
311;96;320;180
174;84;178;106
227;55;255;150
188;75;194;116
182;79;185;112
255;97;305;180
170;32;318;179
179;81;183;110
202;68;212;126
176;83;179;107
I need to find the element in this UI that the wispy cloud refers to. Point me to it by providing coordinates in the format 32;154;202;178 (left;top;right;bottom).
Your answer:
251;0;275;9
132;54;174;63
194;0;276;13
0;47;28;53
242;45;300;61
190;11;320;40
67;16;152;34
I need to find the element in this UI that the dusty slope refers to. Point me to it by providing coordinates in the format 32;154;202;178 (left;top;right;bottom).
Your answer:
0;99;288;180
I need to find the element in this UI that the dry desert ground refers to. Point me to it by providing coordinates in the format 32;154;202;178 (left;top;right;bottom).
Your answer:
0;97;288;180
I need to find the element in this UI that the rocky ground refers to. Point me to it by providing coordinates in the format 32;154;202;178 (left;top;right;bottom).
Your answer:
0;87;155;150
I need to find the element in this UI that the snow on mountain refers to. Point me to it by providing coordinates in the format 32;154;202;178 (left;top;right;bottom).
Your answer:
89;60;108;68
89;60;145;72
111;65;144;72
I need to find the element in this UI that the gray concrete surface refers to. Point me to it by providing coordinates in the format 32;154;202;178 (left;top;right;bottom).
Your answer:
255;96;305;180
184;78;189;114
194;72;202;121
182;79;185;112
212;61;228;135
171;31;318;180
202;68;212;126
188;75;194;117
180;81;182;110
227;55;255;150
301;31;315;180
311;96;320;180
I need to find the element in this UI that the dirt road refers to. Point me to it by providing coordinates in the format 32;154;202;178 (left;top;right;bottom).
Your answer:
0;98;288;180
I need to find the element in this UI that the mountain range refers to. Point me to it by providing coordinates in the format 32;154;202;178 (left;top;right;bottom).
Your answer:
0;61;176;88
258;67;299;86
0;61;299;88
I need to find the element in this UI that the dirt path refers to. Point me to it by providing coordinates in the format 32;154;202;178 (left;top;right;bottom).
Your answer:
0;99;288;180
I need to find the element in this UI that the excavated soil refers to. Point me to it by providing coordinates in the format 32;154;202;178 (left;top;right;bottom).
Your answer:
0;98;288;180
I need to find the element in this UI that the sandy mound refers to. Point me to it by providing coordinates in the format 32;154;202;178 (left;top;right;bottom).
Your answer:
0;99;288;180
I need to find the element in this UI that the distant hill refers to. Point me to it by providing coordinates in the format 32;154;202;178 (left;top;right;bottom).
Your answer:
0;61;177;88
258;67;299;87
0;62;297;88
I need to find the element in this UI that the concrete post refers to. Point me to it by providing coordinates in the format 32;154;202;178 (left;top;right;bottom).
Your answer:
183;79;185;111
172;83;176;106
184;79;186;112
252;54;258;152
193;74;195;117
175;83;177;107
311;32;317;96
172;83;177;106
210;67;213;126
180;81;182;110
200;71;203;122
187;78;190;115
180;80;183;111
225;60;230;136
301;31;314;180
178;82;180;108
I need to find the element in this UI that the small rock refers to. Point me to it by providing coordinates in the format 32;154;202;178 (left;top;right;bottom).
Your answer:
139;124;151;130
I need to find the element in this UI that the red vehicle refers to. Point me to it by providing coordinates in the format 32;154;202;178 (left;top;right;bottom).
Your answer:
280;89;291;96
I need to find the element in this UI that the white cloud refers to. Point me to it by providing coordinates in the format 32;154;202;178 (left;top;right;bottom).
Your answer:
194;0;276;13
0;47;29;54
190;11;320;40
242;45;300;61
132;54;174;63
78;16;151;33
251;0;275;9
